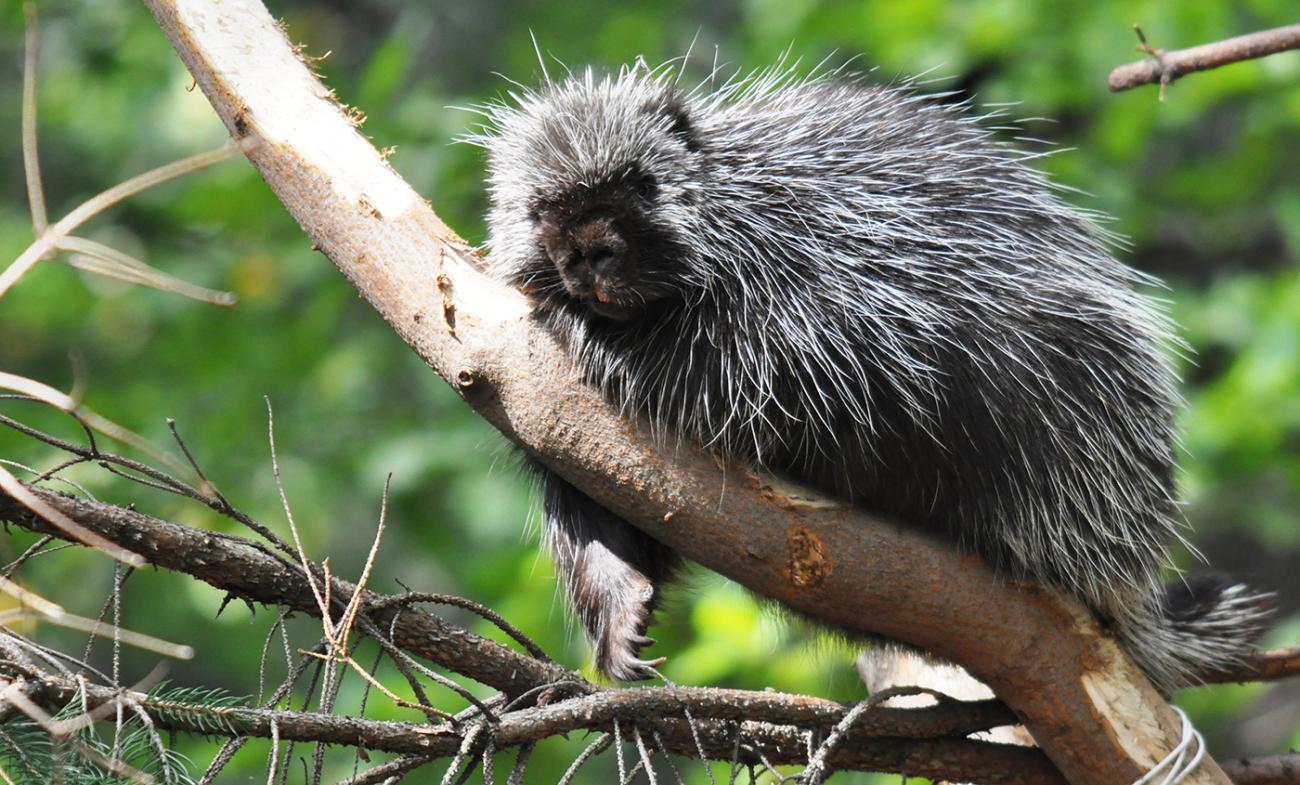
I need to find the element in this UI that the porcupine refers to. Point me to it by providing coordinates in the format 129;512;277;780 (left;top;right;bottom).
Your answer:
472;61;1273;692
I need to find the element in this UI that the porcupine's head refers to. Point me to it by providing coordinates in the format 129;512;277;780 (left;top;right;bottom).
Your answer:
477;66;707;321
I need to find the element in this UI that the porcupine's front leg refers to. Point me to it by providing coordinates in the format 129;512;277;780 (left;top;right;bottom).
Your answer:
536;466;679;680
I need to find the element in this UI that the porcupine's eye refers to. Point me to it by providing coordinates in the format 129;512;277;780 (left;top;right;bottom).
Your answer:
635;174;658;201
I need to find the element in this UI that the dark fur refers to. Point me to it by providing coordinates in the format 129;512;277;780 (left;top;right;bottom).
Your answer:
476;64;1273;689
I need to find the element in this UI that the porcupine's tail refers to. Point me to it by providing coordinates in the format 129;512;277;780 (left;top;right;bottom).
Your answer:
1114;574;1273;693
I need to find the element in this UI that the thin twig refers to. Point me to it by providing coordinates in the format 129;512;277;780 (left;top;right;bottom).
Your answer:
1;535;55;579
0;575;190;659
634;725;659;785
1202;646;1300;684
801;699;875;785
21;4;47;236
0;145;239;298
439;722;484;785
557;733;612;785
352;615;473;722
372;591;551;661
652;730;687;785
57;235;237;306
0;410;297;559
506;743;534;785
1109;23;1300;97
335;755;429;785
0;375;197;490
166;418;225;504
336;475;392;654
266;397;332;632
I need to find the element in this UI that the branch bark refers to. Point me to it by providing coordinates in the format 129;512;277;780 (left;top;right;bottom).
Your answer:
1109;24;1300;94
5;635;1055;783
1203;647;1300;685
0;485;571;698
1220;756;1300;785
0;486;1023;741
11;662;1298;785
135;1;1246;782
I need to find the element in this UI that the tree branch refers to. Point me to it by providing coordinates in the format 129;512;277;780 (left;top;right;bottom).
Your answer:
0;484;571;698
1221;755;1300;785
1203;646;1300;685
1109;24;1300;95
3;631;1059;783
134;1;1259;782
0;484;1024;742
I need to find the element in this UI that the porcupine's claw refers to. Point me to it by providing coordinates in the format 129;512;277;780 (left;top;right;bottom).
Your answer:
535;468;680;682
594;593;666;681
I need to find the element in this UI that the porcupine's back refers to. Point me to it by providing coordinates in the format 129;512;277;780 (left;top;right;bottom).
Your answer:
481;66;1273;692
591;76;1182;601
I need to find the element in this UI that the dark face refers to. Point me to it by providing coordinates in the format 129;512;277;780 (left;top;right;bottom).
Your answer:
530;168;684;322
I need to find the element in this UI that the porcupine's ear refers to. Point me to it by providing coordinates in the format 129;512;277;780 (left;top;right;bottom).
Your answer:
644;89;699;152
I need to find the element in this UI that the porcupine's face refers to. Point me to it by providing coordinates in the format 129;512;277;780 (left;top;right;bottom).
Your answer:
483;72;703;322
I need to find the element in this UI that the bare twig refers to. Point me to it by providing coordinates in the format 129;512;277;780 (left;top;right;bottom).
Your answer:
371;592;550;661
1;535;56;579
21;4;46;235
56;235;236;306
0;145;240;298
1109;23;1300;97
557;733;612;785
0;481;574;696
266;397;332;632
336;474;391;655
0;411;298;559
0;374;199;488
165;418;224;506
335;755;430;785
0;595;192;660
353;614;478;722
801;699;874;784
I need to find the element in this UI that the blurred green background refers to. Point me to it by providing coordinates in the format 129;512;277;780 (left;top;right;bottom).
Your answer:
1;0;1298;782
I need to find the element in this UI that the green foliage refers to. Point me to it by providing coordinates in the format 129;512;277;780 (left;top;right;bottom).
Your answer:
143;683;253;738
0;709;201;785
1;0;1297;781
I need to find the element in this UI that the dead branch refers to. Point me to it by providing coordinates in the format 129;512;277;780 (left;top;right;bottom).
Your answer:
1221;755;1300;785
1109;23;1300;96
4;667;1062;785
11;669;1018;751
0;483;1025;743
0;483;571;699
1203;646;1300;685
133;1;1261;782
1;629;1055;783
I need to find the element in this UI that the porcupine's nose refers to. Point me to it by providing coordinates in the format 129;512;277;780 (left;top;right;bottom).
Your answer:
565;217;626;299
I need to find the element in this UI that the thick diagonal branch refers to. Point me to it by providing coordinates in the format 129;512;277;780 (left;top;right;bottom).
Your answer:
139;1;1237;783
